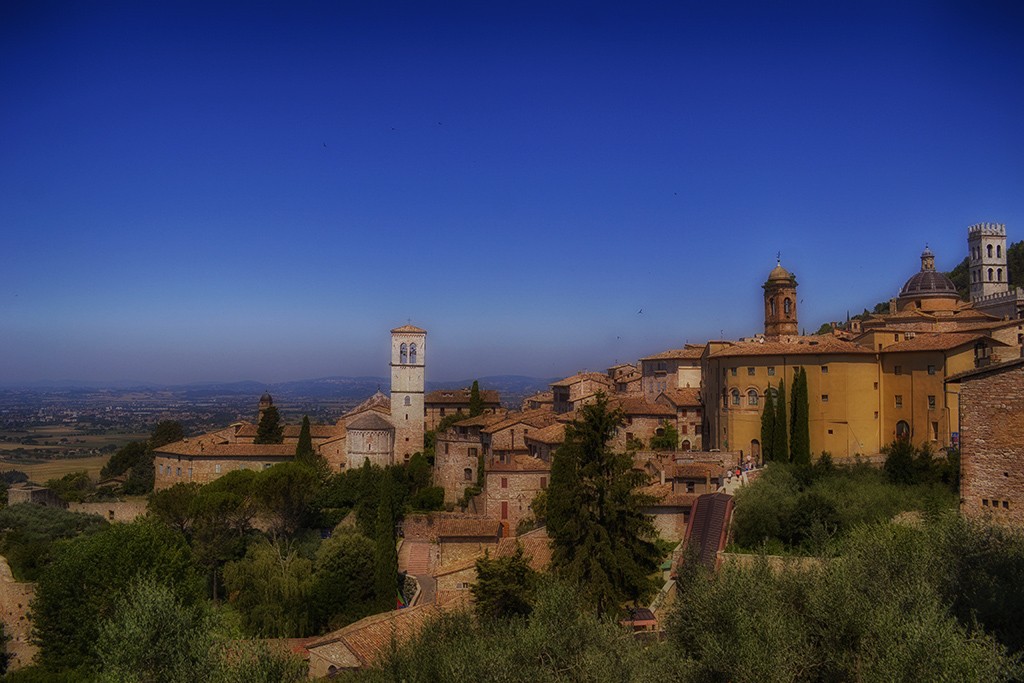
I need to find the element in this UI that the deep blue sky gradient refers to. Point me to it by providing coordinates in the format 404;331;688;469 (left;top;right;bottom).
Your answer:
2;1;1023;384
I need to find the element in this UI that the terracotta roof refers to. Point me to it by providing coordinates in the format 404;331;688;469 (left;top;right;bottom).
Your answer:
432;557;479;578
391;324;427;334
449;412;508;429
881;332;1006;353
708;335;874;358
659;388;702;407
435;518;503;538
487;454;551;473
608;396;676;417
481;409;560;434
235;423;340;439
673;463;721;479
524;391;554;403
306;603;440;668
434;590;474;608
344;391;391;418
550;372;614;388
155;439;296;458
639;482;700;507
523;423;566;445
639;345;706;361
425;389;502;405
494;527;552;571
346;412;394;431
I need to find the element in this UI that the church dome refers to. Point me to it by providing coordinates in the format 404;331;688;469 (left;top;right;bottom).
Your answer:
767;262;794;282
259;392;273;404
899;270;958;298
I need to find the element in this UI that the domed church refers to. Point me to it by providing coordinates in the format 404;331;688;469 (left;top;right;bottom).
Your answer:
703;226;1023;461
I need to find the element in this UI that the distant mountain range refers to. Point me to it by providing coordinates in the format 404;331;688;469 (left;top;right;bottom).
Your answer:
3;375;559;402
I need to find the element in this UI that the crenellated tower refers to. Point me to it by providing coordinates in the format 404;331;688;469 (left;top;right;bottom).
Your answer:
390;324;426;463
968;222;1009;302
763;260;798;340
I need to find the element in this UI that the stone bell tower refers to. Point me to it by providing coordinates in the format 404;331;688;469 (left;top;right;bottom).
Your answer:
968;222;1009;302
390;324;426;462
763;260;798;340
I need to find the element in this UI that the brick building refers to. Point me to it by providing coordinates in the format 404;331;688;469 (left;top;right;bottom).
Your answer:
550;372;614;413
485;454;550;535
948;357;1024;524
639;345;704;399
433;413;505;504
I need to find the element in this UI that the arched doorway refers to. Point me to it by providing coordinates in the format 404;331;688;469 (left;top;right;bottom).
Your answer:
680;439;691;451
896;420;911;440
750;439;761;464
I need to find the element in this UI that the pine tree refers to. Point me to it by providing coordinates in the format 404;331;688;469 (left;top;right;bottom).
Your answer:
773;379;788;462
469;380;484;417
547;394;660;617
374;476;399;611
295;416;315;466
790;369;811;465
255;406;284;444
760;383;776;462
471;544;536;621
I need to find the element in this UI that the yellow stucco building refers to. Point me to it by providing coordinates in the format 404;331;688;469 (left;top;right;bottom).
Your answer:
703;248;1022;462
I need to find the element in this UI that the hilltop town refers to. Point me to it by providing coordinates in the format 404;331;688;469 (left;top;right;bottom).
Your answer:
2;223;1024;680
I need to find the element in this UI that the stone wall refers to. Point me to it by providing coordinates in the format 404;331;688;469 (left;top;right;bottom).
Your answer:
959;362;1024;525
69;499;148;523
154;454;293;489
0;555;36;671
434;433;483;504
484;470;547;533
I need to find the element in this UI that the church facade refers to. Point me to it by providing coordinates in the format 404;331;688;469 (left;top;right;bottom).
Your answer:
153;324;427;489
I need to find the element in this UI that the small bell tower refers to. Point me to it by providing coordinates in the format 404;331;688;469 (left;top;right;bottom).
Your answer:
763;259;798;340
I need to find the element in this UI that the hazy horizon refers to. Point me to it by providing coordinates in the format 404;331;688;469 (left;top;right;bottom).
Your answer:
3;2;1022;385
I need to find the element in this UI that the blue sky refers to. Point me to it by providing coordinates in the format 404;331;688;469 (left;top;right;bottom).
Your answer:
2;1;1023;385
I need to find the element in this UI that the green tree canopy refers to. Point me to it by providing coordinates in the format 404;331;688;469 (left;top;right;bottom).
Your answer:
547;394;660;616
294;415;315;465
254;407;284;444
311;529;379;630
760;382;776;462
649;420;680;451
472;544;537;621
222;539;315;638
773;379;788;462
150;420;185;449
469;380;484;416
374;475;399;611
31;519;202;672
790;367;811;465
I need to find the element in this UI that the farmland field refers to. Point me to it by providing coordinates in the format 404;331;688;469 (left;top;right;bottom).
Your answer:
0;454;112;481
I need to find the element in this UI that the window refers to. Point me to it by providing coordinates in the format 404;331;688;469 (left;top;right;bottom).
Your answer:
263;463;271;470
747;367;755;376
894;365;902;375
731;367;737;376
983;499;989;507
468;447;478;457
176;467;181;477
895;395;903;408
767;367;775;376
928;395;936;409
215;464;221;474
784;298;792;316
998;268;1003;282
731;389;741;405
828;429;834;435
873;382;878;389
821;394;829;403
686;482;695;493
997;244;1002;258
747;389;759;406
400;343;408;363
681;408;687;417
1003;500;1010;509
988;244;994;257
501;477;508;488
894;334;899;342
464;468;472;481
821;365;828;374
444;443;449;454
989;268;994;281
404;396;411;407
769;297;776;316
927;365;936;375
680;424;688;434
409;343;417;364
874;411;879;419
540;477;547;490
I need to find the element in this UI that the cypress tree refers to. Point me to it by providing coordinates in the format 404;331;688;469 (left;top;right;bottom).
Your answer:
374;476;398;611
773;379;788;462
790;368;811;465
760;383;776;462
254;406;284;444
469;380;484;417
295;415;315;466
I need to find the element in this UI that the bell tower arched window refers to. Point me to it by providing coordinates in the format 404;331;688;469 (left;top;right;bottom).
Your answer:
769;297;776;316
988;244;994;258
400;343;408;364
409;343;417;364
783;298;792;317
989;268;994;282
